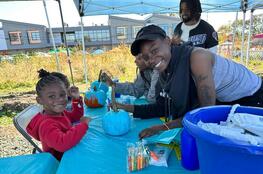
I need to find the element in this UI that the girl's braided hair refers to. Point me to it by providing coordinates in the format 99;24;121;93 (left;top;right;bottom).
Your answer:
36;69;64;95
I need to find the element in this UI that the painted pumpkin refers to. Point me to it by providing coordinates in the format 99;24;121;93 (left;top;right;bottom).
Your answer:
102;109;131;136
84;88;107;108
91;80;109;93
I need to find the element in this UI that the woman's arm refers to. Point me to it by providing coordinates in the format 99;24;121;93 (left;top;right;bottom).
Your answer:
190;48;216;106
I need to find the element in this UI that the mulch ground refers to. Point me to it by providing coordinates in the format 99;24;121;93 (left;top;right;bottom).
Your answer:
0;91;36;158
0;125;33;158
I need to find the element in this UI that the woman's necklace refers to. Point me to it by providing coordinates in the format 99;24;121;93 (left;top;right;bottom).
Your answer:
159;72;173;122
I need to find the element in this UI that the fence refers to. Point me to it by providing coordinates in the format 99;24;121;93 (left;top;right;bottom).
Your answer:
218;42;263;61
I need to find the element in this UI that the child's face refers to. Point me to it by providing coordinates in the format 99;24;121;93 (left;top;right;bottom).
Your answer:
37;83;68;115
135;54;148;71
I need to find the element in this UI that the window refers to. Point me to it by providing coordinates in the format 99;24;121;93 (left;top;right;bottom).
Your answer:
133;26;142;38
88;30;95;41
49;33;62;44
9;31;22;45
101;30;110;41
66;33;76;42
116;27;127;40
28;30;41;44
75;31;87;42
75;30;110;42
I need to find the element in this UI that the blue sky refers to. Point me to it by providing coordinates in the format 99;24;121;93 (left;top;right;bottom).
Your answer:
0;0;262;30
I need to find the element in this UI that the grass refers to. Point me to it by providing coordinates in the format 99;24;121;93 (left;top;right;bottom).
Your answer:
0;45;137;95
0;111;15;126
0;105;19;126
0;116;14;126
0;45;262;95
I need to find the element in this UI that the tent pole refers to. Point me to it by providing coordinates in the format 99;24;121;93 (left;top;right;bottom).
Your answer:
231;11;238;58
42;0;61;72
241;11;246;64
246;9;254;66
56;0;74;85
240;0;247;64
80;17;88;89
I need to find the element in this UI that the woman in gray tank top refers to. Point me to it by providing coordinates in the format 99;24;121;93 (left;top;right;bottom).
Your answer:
212;53;262;105
112;24;263;138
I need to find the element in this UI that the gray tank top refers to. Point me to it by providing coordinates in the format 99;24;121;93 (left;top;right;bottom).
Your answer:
212;54;262;102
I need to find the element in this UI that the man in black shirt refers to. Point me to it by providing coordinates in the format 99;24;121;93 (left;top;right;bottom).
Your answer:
172;0;218;53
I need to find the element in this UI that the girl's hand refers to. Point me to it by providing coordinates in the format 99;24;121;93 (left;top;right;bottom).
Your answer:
100;72;114;87
80;117;91;125
68;86;80;99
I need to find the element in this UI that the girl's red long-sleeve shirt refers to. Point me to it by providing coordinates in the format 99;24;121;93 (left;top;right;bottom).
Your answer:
26;97;88;160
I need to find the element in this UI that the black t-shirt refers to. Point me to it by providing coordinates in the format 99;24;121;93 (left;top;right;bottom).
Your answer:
133;45;199;120
174;19;218;49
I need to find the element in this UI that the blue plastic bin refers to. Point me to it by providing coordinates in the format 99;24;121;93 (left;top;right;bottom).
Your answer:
182;105;263;174
181;129;199;170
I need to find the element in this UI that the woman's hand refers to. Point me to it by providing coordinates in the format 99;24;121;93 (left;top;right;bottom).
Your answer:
139;119;183;139
112;102;134;113
139;125;163;139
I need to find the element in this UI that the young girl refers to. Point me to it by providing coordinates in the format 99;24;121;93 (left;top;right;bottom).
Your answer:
27;69;91;161
101;54;159;103
47;69;73;111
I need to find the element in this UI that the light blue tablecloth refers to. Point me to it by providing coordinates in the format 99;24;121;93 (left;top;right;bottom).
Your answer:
57;96;200;174
0;153;59;174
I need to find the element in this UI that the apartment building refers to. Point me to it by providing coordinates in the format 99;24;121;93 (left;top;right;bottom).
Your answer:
0;19;48;54
0;14;180;54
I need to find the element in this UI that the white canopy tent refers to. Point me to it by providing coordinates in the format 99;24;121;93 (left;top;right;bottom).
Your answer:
73;0;263;15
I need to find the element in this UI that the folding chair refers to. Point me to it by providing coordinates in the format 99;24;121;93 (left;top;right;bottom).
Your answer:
13;104;43;153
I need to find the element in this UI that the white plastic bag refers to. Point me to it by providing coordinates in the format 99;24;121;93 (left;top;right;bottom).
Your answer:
148;144;172;167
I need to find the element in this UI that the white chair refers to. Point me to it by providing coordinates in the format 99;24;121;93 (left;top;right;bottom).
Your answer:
13;104;43;153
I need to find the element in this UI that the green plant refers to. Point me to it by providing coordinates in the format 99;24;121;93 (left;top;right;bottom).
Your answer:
0;116;13;126
0;45;136;94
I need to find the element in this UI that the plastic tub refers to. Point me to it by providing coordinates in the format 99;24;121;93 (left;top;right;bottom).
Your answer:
181;129;199;170
182;105;263;174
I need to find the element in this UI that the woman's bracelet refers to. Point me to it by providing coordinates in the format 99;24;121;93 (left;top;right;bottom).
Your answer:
163;122;170;130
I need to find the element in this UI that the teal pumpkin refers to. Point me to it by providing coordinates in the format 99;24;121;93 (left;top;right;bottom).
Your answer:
91;81;109;93
102;109;131;136
84;89;107;108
